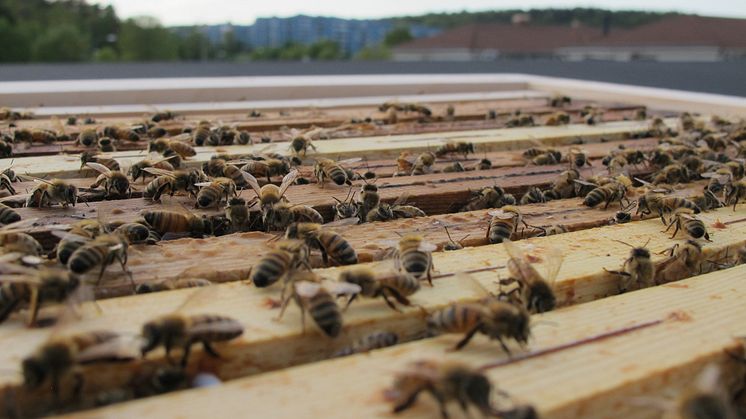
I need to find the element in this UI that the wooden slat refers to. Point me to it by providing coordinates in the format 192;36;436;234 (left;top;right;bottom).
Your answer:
68;264;746;419
1;205;743;416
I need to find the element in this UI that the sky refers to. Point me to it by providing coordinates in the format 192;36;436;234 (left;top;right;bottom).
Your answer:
88;0;746;26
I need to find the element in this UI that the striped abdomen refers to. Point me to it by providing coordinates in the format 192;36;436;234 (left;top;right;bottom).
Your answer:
379;273;420;297
399;248;431;279
186;314;244;342
319;232;357;265
488;218;515;244
305;291;343;338
251;250;293;287
427;304;483;334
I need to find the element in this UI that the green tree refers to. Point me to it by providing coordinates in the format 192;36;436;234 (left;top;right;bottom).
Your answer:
118;17;179;61
32;24;90;62
0;17;33;62
354;45;391;60
178;28;213;60
308;40;342;60
277;43;307;60
383;27;413;47
93;46;118;62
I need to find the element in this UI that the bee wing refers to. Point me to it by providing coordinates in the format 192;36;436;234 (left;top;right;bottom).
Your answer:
278;169;299;197
142;167;175;177
226;159;252;165
487;209;513;219
572;179;598;187
700;172;731;185
324;217;360;228
543;246;564;285
76;335;141;364
240;170;262;195
393;192;411;206
295;280;322;298
322;280;361;297
174;285;221;313
454;272;492;298
153;155;178;164
86;162;112;176
194;182;213;188
50;230;91;243
29;177;54;185
378;239;401;249
337;157;363;166
417;241;438;252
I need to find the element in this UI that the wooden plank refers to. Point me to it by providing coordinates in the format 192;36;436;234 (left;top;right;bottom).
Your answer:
6;119;667;179
67;264;746;419
0;205;743;416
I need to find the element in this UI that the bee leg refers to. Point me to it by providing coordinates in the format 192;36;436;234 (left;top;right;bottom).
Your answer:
429;389;451;419
273;293;292;322
72;369;85;401
27;287;40;327
392;388;424;414
180;343;194;367
450;324;481;351
117;254;135;292
379;292;403;313
342;294;358;312
496;337;512;356
96;263;108;287
202;341;221;359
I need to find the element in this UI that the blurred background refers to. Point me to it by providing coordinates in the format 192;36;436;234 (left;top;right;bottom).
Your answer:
1;0;745;96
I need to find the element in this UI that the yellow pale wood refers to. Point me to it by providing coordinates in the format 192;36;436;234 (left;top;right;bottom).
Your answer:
66;264;746;419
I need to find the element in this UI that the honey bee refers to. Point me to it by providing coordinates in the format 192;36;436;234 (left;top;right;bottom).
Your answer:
547;169;580;199
80;152;120;175
0;137;12;157
75;128;98;147
520;187;546;205
250;240;311;288
14;128;56;144
636;190;701;222
604;240;654;292
391;234;437;286
567;147;591;169
243;170;303;230
150;111;176;122
441;223;468;251
605;155;628;176
576;176;630;209
141;296;244;366
475;157;492;171
130;156;176;183
149;138;196;158
314;158;356;187
487;207;526;244
86;162;131;198
666;364;737;419
264;202;324;231
664;208;710;241
435;142;475;159
530;150;562;165
135;278;212;294
56;220;105;264
147;126;168;139
0;262;81;326
427;295;530;352
194;177;237;209
411;152;436;176
64;233;133;289
274;273;360;338
191;124;217;146
332;188;359;221
692;188;724;212
379;101;432;116
506;113;535;127
653;163;690;185
338;266;420;312
385;107;398;124
143;167;208;202
103;126;140;142
285;222;358;266
97;137;116;152
442;161;465;173
289;136;317;156
502;240;562;313
334;331;399;357
224;197;251;232
550;95;571;107
545;112;570;126
367;195;426;223
162;148;182;169
0;169;16;196
656;240;704;283
387;360;512;418
535;224;569;237
113;222;157;245
462;186;515;212
724;179;746;210
23;330;139;400
0;203;21;225
239;158;291;182
25;178;78;208
142;209;212;238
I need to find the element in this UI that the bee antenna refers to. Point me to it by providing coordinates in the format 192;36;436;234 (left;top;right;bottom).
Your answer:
612;239;635;248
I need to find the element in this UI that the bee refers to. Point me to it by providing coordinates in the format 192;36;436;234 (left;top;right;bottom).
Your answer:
653;163;690;185
0;229;44;257
0;263;81;326
357;182;380;221
520;187;546;205
664;208;710;241
338;266;420;312
724;179;746;210
441;223;468;251
191;125;217;146
234;130;252;145
636;190;701;223
530;150;562;165
25;178;78;208
604;240;654;292
151;111;176;122
487;206;526;244
76;128;98;147
194;177;237;210
80;151;120;174
149;138;196;158
442;161;465;173
148;126;168;139
243;170;303;230
411;152;436;176
14;128;56;144
65;233;134;289
462;186;515;212
142;209;211;238
274;273;360;338
501;240;562;313
113;222;155;245
314;158;355;187
250;240;311;288
23;331;139;400
0;137;12;157
240;159;291;182
0;203;21;225
332;188;359;221
285;222;358;266
475;158;492;171
506;114;535;127
87;162;132;198
391;234;437;286
103;126;140;142
427;296;530;352
577;176;630;209
545;111;570;126
605;155;628;175
725;160;745;180
334;331;398;357
264;202;324;231
289;136;317;156
547;169;580;199
141;311;244;366
130;156;176;183
550;95;571;107
692;188;724;212
535;224;569;236
0;171;16;196
387;360;511;419
367;195;426;223
56;220;105;264
97;137;116;152
666;364;737;419
395;152;414;175
143;167;208;202
567;147;591;169
135;278;212;294
435;142;475;159
224;197;251;232
656;240;704;283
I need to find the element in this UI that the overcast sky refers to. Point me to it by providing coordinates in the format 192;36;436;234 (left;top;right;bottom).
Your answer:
88;0;746;26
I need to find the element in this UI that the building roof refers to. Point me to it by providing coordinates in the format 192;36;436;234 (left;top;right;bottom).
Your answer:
395;23;600;53
586;16;746;48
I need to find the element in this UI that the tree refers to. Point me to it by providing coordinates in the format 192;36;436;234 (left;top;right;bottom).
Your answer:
32;24;89;62
354;45;391;60
118;18;179;61
383;27;413;47
308;40;342;60
0;17;32;62
178;28;213;61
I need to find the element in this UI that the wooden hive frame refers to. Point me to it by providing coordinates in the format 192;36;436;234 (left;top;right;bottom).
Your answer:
0;74;745;418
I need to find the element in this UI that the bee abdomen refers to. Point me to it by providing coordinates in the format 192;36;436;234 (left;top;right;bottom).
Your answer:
251;251;291;287
308;294;343;337
68;246;104;274
401;251;429;277
188;315;244;341
427;304;480;333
